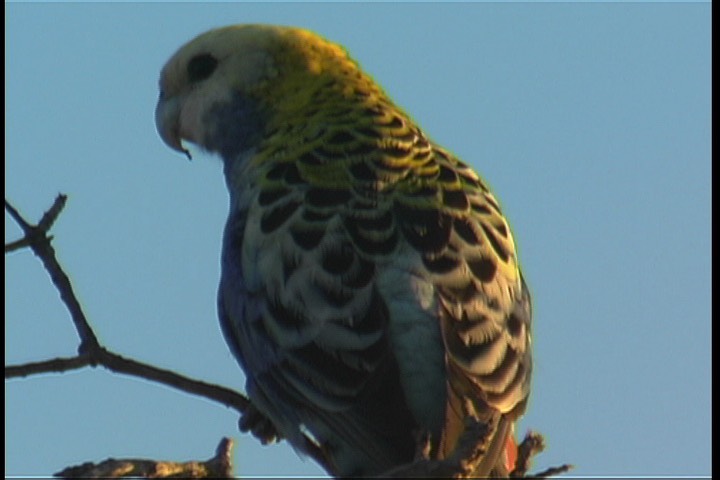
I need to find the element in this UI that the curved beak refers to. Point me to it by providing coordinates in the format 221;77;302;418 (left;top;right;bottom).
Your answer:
155;93;192;160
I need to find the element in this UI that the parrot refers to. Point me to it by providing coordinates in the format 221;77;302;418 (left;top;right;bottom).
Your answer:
155;24;532;478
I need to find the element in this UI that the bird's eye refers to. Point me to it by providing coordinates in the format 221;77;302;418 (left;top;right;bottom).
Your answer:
187;53;218;83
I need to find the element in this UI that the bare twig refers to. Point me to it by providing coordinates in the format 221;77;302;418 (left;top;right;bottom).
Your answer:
5;196;334;476
6;195;99;352
382;426;571;478
510;431;574;478
6;347;251;411
510;431;546;477
6;196;569;479
54;437;235;479
5;356;91;377
5;236;32;253
531;464;575;478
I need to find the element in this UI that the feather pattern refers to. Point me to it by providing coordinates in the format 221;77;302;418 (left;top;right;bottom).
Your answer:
157;24;532;477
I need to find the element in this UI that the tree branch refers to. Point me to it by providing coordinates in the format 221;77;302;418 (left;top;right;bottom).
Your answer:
5;196;335;476
6;194;99;352
54;437;234;479
511;431;573;478
6;195;569;478
381;427;572;479
6;356;91;378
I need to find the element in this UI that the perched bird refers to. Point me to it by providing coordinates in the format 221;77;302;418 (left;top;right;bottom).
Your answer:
156;25;532;477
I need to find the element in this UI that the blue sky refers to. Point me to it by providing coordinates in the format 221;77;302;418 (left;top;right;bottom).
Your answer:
6;2;710;478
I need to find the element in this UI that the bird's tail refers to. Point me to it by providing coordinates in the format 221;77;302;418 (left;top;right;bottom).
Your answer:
438;382;515;476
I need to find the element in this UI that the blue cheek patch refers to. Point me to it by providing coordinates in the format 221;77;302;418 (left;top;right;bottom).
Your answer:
205;92;267;160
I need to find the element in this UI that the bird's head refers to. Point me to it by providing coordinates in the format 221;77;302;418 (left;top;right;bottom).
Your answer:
155;24;372;161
